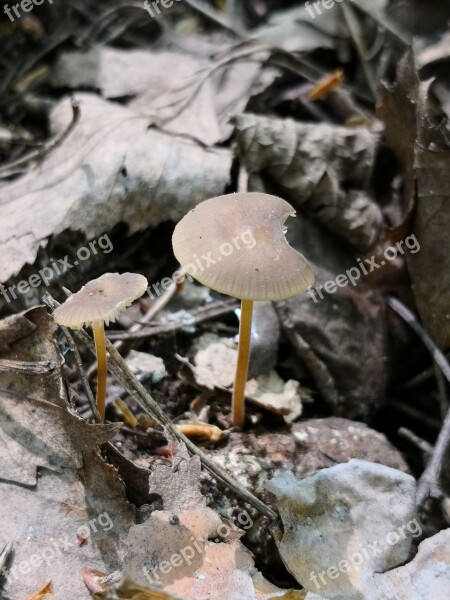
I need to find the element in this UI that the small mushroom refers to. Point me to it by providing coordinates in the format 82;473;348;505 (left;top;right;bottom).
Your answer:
172;192;314;428
53;272;148;420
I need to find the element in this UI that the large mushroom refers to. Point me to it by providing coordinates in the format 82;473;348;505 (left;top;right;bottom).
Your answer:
53;272;148;420
172;192;314;428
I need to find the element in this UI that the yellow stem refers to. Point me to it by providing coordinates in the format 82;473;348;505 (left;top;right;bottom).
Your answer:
93;321;107;421
232;299;254;428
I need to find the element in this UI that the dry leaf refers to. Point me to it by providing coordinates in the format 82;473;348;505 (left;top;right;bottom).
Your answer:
0;94;231;283
50;47;262;146
380;50;450;348
0;308;133;599
245;371;302;423
234;113;382;252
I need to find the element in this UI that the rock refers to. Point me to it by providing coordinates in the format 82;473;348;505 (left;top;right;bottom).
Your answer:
265;459;417;599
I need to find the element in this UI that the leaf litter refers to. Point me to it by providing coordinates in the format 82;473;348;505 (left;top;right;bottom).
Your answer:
1;1;450;599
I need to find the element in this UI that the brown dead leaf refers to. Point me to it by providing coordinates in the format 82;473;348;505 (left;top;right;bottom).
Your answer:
50;47;262;146
0;308;134;599
380;50;450;348
0;94;231;284
234;113;382;252
0;307;120;485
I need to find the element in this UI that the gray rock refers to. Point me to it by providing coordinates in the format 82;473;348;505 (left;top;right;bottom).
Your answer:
265;459;417;599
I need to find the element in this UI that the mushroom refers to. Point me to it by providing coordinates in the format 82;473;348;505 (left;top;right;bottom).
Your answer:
172;192;314;428
53;272;148;421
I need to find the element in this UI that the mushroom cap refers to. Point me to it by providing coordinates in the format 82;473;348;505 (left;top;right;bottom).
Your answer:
172;192;314;301
53;272;148;329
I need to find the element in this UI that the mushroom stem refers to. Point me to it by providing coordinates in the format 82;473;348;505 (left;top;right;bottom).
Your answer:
93;321;107;421
232;299;254;428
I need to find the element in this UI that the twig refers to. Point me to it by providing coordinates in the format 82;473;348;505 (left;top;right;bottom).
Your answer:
107;299;239;341
389;400;441;430
60;324;100;422
115;280;178;353
434;362;449;421
351;2;410;47
339;3;377;101
398;427;433;455
0;541;13;579
0;359;55;374
387;298;450;384
387;297;450;510
46;294;276;521
399;352;450;390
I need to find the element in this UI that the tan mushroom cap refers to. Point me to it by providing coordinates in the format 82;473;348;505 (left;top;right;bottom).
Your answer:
172;192;314;301
53;272;148;328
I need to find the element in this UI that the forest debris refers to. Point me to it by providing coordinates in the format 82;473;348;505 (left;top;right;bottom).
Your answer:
191;333;302;421
266;460;417;599
308;69;344;101
93;579;182;599
126;351;167;380
192;333;237;389
255;4;341;52
0;307;120;486
245;371;302;423
379;50;450;348
113;399;137;428
25;580;53;600
0;311;36;348
50;47;262;145
0;308;133;599
234;113;381;252
176;422;223;442
122;442;304;599
148;444;206;511
202;421;411;578
0;94;231;283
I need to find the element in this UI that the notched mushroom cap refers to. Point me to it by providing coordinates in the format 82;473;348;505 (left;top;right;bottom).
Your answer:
53;272;148;328
172;192;314;301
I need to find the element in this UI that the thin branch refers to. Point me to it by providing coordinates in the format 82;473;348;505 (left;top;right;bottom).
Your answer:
387;297;450;510
107;299;239;341
60;324;101;422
